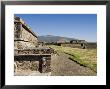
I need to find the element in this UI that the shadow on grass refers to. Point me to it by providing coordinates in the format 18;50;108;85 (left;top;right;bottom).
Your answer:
64;52;97;72
68;57;87;67
64;52;87;67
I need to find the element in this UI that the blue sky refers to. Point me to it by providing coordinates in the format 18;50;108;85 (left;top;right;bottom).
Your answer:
15;14;97;42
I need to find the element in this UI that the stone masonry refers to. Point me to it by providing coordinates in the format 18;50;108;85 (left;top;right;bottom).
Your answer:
14;16;38;49
14;17;53;75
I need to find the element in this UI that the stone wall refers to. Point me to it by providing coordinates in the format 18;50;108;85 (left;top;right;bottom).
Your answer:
14;54;51;73
21;27;38;45
60;43;96;49
14;61;39;71
14;41;37;49
86;43;97;49
14;16;38;49
61;43;83;48
57;43;86;49
14;17;52;75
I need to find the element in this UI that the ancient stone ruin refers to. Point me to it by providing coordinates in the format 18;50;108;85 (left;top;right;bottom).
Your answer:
53;39;96;49
14;17;38;49
14;17;54;75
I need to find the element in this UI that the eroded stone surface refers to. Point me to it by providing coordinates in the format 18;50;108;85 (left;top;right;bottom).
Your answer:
14;16;38;49
14;17;53;75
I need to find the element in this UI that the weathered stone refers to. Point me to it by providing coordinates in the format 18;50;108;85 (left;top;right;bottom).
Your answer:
14;17;53;74
14;16;38;49
14;61;39;71
14;48;54;55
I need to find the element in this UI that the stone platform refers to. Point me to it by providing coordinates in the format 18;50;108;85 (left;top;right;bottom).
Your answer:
14;47;54;75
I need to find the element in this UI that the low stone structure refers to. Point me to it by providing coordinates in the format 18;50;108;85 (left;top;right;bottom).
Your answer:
86;42;97;49
55;40;96;49
14;49;51;73
60;43;87;49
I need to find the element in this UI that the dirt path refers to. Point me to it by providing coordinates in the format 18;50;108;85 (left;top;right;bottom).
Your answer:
51;53;96;76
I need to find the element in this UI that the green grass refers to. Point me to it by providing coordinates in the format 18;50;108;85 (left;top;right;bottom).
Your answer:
48;45;97;72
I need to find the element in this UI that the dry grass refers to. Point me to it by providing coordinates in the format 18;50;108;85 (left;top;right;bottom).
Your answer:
48;45;97;72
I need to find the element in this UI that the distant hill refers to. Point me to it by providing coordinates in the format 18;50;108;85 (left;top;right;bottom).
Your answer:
38;35;77;43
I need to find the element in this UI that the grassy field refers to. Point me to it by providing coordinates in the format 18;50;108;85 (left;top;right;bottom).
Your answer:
48;45;97;72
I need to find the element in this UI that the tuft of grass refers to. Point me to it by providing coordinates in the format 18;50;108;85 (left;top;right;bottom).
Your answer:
48;45;97;72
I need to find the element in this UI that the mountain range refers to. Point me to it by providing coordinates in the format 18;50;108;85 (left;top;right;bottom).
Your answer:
38;35;77;43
